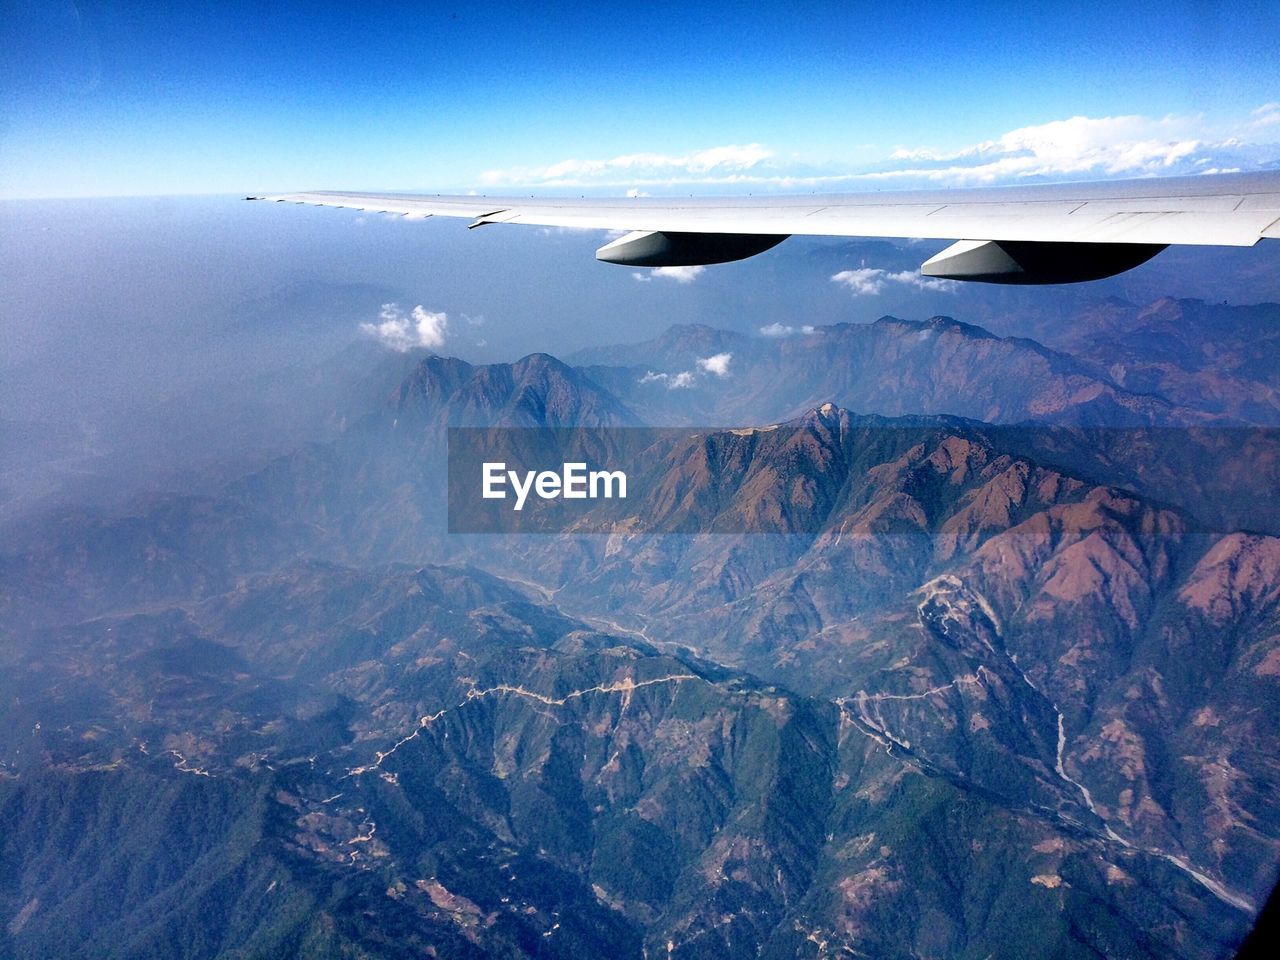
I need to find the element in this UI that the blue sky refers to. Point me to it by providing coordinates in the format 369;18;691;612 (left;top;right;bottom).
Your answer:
2;0;1278;198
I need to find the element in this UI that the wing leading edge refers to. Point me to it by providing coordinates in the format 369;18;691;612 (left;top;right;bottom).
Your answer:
249;171;1280;283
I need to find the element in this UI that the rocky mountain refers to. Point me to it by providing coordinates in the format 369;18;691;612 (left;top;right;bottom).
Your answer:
577;315;1184;426
0;561;1259;959
0;352;639;630
572;311;1280;531
1034;298;1280;424
577;300;1280;429
471;406;1280;913
388;353;640;429
3;304;1279;959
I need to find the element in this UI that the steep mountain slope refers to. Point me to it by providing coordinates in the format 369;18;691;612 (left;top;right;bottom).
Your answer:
1035;298;1280;424
0;563;1256;960
3;306;1279;959
389;352;641;429
579;316;1183;426
7;306;1275;639
0;352;640;630
576;313;1280;530
483;406;1280;915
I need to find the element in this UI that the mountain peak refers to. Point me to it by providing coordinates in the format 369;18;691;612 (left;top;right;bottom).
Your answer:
386;352;637;427
510;351;576;375
869;313;997;342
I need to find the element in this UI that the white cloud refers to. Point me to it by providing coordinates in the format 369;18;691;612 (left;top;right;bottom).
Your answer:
831;268;956;296
360;303;448;351
697;353;732;377
856;110;1280;185
1252;103;1280;128
480;144;771;187
638;355;730;388
633;265;706;284
469;107;1278;193
638;370;696;389
759;322;816;337
831;268;889;295
888;270;957;293
876;114;1211;183
655;265;706;283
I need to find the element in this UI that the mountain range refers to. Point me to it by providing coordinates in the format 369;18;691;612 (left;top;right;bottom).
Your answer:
2;297;1278;959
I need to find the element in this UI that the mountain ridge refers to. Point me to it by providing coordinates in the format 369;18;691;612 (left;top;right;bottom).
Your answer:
3;301;1278;959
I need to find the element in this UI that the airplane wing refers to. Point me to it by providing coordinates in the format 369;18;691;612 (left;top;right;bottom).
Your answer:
249;171;1280;284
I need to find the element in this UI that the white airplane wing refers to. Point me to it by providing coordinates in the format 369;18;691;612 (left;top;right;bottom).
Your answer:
250;171;1280;283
